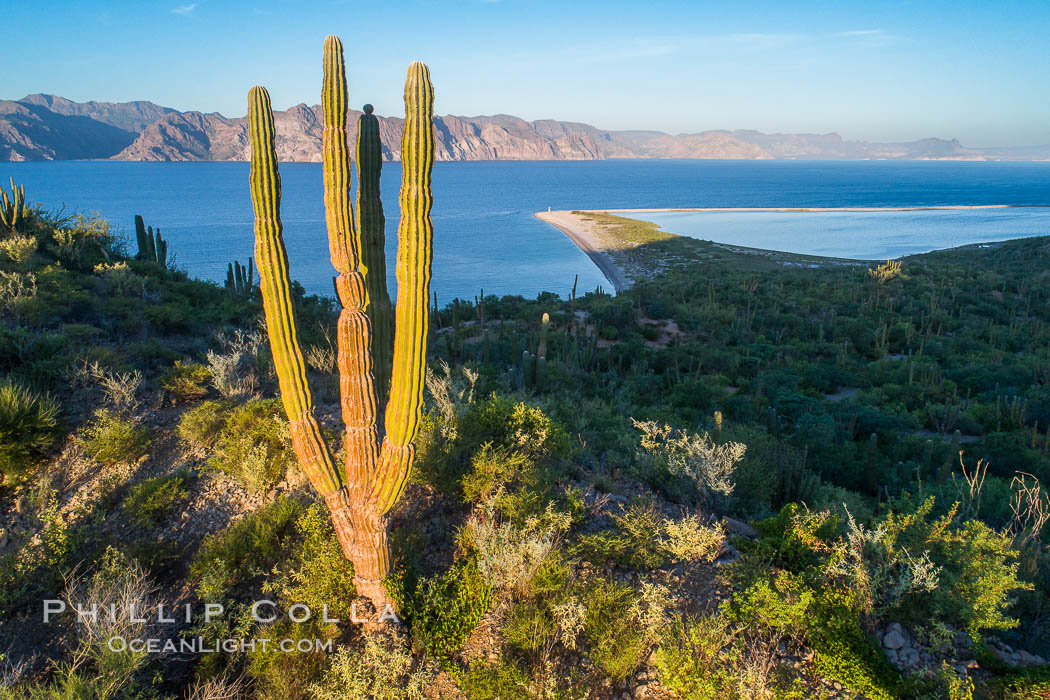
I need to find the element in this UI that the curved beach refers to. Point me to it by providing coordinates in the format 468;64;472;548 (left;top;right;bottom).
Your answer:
534;211;633;293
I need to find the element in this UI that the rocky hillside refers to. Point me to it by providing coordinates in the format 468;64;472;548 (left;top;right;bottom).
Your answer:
2;93;1048;162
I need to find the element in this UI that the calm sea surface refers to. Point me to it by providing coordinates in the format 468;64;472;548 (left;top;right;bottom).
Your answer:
2;160;1049;299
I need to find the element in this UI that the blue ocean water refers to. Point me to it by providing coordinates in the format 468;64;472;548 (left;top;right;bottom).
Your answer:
2;160;1049;299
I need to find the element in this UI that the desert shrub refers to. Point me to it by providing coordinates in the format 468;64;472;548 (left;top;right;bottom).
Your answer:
461;443;532;504
464;396;570;463
582;578;667;681
390;553;493;660
82;409;150;466
726;570;813;640
502;554;582;659
654;613;737;699
6;547;160;699
577;501;723;569
987;666;1050;699
0;500;73;618
264;503;357;621
663;516;725;563
0;377;60;483
462;495;571;595
0;270;36;310
50;547;160;699
177;399;231;449
209;399;292;491
247;618;334;700
82;361;142;412
190;497;303;601
418;391;568;500
576;500;669;569
179;398;292;492
309;634;435;700
880;499;1030;637
206;328;264;400
808;589;902;700
633;418;745;509
0;234;37;264
160;360;212;401
454;660;531;700
95;260;145;296
122;469;193;526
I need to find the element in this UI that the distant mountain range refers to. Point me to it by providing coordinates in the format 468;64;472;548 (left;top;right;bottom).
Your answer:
2;94;1048;163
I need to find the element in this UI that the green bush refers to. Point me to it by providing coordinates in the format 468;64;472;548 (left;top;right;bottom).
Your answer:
654;613;736;699
159;360;212;401
582;578;649;681
179;399;293;492
454;660;531;700
247;618;334;700
461;442;532;504
264;503;357;621
464;396;570;464
575;500;669;569
503;554;576;656
190;497;303;601
310;634;434;700
809;589;902;700
177;399;230;448
726;569;813;638
82;409;150;466
0;377;60;483
122;468;193;525
390;553;493;660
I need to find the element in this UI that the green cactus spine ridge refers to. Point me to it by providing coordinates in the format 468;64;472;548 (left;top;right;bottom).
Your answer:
248;42;435;608
373;59;434;513
1;178;26;234
248;84;342;498
357;98;393;406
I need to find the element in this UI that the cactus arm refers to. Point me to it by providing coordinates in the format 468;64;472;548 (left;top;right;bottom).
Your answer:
248;84;342;496
134;215;146;259
322;35;381;491
356;103;394;406
0;189;10;229
373;61;435;513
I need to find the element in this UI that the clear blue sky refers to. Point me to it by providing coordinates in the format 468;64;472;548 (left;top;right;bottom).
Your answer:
4;0;1049;147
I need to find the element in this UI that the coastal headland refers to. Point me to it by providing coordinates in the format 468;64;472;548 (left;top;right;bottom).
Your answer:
537;205;1048;293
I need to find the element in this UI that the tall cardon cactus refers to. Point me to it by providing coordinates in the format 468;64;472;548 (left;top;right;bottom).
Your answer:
0;178;26;234
247;36;433;609
356;103;394;406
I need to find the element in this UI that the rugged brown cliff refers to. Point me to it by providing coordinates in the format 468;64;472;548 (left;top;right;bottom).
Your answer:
2;94;1047;162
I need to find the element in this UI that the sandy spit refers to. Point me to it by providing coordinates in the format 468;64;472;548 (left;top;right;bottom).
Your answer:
534;211;632;293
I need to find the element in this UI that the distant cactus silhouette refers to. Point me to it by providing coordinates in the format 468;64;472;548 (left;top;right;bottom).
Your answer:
0;178;26;234
133;215;168;267
225;258;254;296
247;36;434;609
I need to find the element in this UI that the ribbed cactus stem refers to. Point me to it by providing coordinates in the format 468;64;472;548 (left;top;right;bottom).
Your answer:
322;35;381;494
357;103;393;406
372;61;434;514
248;43;434;611
1;178;25;233
248;84;341;496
